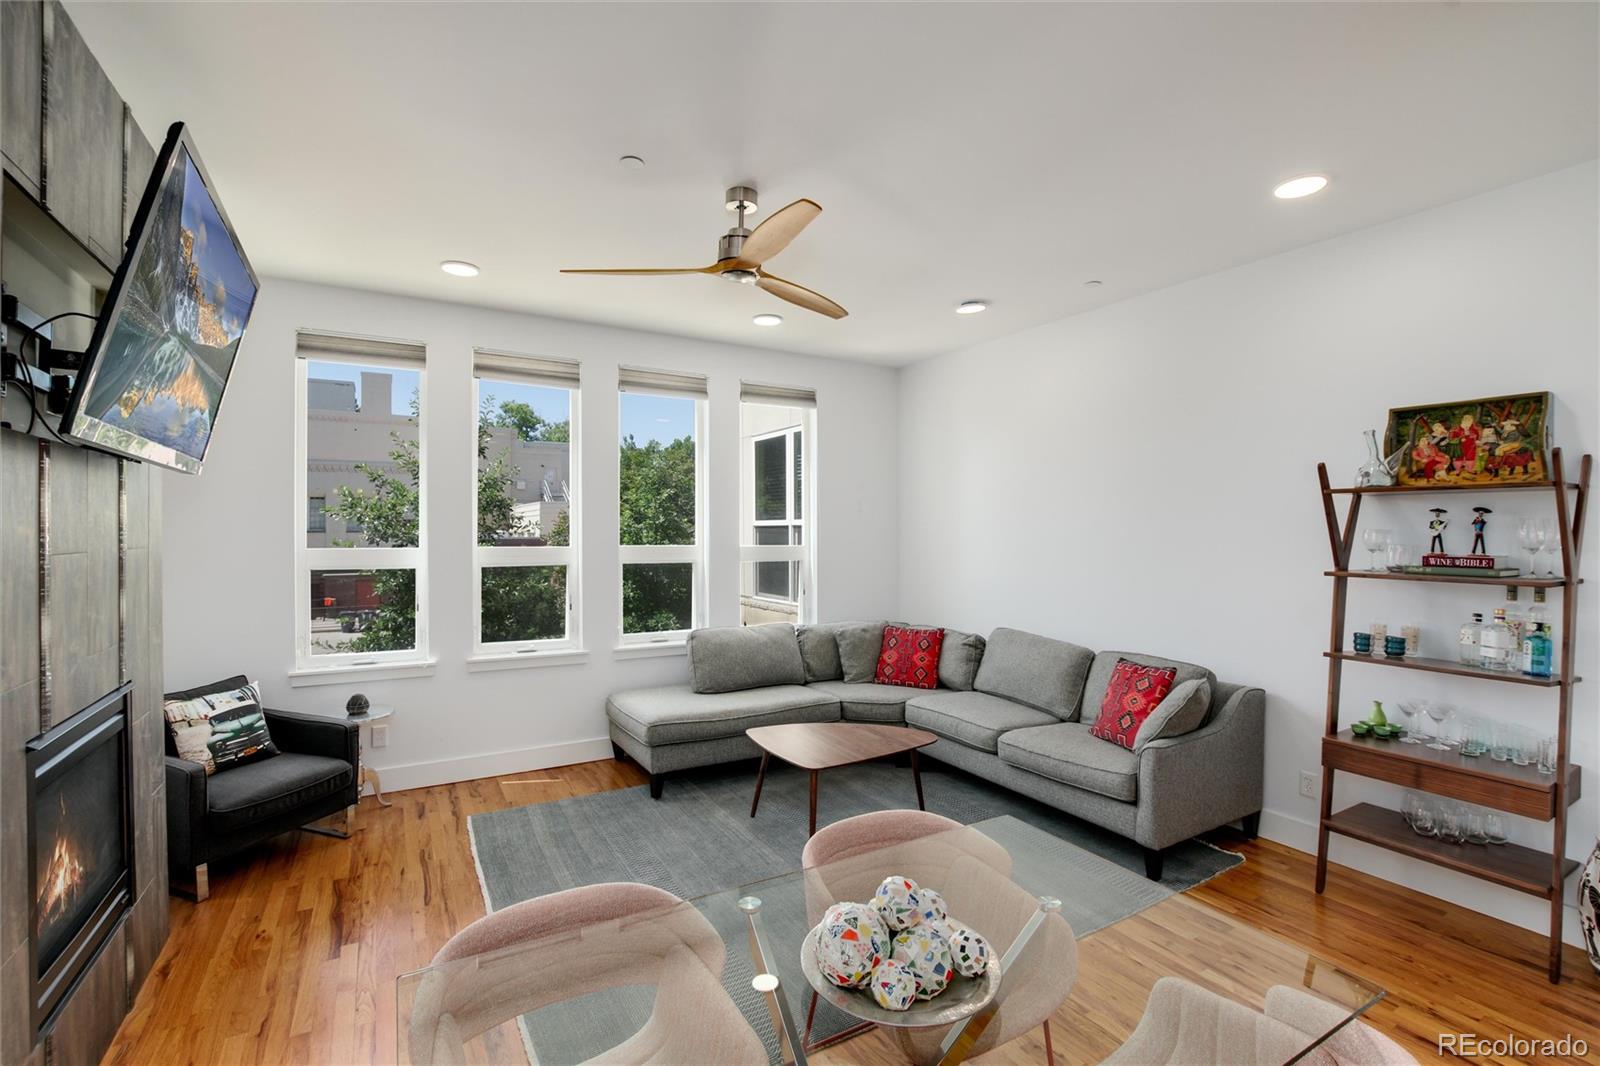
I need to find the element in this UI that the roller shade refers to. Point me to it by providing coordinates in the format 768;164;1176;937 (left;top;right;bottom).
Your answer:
617;365;708;399
474;349;581;389
296;330;425;365
740;380;816;409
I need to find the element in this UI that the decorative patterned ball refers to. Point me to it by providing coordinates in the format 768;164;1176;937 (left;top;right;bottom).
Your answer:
890;926;954;1000
871;875;923;931
867;958;918;1011
913;887;949;928
944;923;992;978
816;902;888;988
345;693;370;716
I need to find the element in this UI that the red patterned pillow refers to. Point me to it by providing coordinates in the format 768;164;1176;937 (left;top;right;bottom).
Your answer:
875;626;945;689
1089;659;1179;749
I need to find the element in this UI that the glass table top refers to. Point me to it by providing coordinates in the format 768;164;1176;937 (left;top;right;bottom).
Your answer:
396;816;1382;1065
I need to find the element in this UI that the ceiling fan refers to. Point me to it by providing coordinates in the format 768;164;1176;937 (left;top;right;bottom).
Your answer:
560;186;847;319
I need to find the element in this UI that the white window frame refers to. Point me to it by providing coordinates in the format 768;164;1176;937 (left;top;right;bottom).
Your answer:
471;369;581;657
292;349;429;673
740;409;815;623
617;391;708;646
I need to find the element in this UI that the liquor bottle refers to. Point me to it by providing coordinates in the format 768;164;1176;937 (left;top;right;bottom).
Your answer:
1523;623;1553;678
1480;607;1516;672
1458;612;1485;665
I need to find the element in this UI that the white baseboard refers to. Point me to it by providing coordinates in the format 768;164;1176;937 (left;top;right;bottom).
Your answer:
373;737;616;793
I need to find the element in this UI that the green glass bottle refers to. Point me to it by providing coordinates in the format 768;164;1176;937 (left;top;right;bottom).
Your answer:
1522;623;1553;679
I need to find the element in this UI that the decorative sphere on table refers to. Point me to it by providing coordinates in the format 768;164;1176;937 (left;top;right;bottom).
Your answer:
871;875;924;931
816;902;888;988
345;693;370;717
867;958;918;1011
890;926;953;1000
913;887;948;928
943;924;991;978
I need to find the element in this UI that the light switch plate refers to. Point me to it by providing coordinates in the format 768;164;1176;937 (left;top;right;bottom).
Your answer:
372;723;389;748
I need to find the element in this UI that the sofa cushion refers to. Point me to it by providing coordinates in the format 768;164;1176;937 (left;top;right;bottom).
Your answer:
795;625;844;683
875;625;945;689
1133;678;1212;753
826;621;889;683
607;684;840;745
1084;650;1217;725
205;752;352;833
905;690;1058;754
895;623;986;691
806;680;911;724
997;722;1139;802
972;628;1096;720
687;624;806;693
1088;659;1179;750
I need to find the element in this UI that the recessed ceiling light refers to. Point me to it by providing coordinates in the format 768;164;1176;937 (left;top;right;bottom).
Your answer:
1273;174;1329;200
619;155;645;169
752;313;783;327
955;300;988;315
1083;279;1103;287
440;260;480;277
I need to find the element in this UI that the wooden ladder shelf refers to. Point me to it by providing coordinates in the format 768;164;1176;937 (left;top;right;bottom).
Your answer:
1314;447;1591;983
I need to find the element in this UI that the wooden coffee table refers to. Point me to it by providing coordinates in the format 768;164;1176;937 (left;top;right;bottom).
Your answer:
746;721;939;836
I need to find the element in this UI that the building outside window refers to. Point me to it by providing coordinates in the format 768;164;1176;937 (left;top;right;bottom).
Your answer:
617;367;707;642
739;383;816;625
472;351;581;654
294;333;427;668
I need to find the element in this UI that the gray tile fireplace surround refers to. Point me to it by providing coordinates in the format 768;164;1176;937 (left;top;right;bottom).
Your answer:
1;437;169;1066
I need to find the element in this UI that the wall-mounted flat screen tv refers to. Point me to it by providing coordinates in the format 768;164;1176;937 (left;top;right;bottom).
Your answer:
61;122;257;475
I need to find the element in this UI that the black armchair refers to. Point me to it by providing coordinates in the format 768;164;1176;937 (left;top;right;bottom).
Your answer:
165;677;359;901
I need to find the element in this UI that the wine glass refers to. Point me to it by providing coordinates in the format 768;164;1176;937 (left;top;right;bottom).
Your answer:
1361;528;1391;571
1424;701;1455;751
1537;516;1560;577
1395;698;1426;744
1518;518;1541;575
1385;542;1410;571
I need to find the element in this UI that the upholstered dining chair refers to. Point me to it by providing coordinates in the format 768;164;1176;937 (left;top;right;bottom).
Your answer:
406;882;766;1066
800;810;1078;1065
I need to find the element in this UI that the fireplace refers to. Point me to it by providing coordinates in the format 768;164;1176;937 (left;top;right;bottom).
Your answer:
26;682;134;1035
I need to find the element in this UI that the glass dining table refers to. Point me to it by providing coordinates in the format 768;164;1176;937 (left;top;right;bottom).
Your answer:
396;816;1383;1065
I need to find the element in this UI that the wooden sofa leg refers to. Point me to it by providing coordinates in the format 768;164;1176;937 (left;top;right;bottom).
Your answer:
611;741;628;763
1142;847;1165;882
649;774;664;800
1241;811;1262;839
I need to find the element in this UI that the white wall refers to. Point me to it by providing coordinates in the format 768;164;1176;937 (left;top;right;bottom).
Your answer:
163;279;900;787
897;162;1599;944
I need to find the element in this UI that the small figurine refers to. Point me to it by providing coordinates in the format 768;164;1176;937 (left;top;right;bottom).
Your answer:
1470;506;1492;555
1428;508;1448;554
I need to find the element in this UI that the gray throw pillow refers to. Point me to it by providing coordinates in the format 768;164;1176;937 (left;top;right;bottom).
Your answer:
938;629;986;691
973;628;1095;719
795;625;844;683
687;625;806;693
831;621;889;683
1133;678;1212;752
1084;650;1216;726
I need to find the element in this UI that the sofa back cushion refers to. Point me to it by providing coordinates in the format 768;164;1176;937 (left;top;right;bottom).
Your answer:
687;624;806;693
1084;650;1217;725
972;628;1095;719
795;625;844;683
826;621;889;683
895;623;986;691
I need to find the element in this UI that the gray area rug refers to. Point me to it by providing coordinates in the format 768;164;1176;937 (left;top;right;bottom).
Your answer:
467;759;1243;1064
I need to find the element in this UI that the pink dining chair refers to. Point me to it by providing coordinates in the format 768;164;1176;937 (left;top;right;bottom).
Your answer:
407;882;766;1065
800;810;1077;1065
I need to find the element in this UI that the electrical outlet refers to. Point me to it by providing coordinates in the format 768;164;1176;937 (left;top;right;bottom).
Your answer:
372;723;389;749
1299;770;1317;799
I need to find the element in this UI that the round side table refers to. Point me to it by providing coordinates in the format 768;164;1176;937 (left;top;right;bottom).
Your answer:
344;704;394;807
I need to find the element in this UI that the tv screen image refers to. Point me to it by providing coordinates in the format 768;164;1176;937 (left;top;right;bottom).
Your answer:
64;123;257;474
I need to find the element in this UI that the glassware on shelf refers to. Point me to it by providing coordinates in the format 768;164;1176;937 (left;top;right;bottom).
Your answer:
1403;792;1435;837
1370;621;1388;650
1518;517;1541;576
1361;528;1392;572
1385;543;1410;571
1479;608;1516;672
1509;726;1535;768
1458;716;1488;757
1484;811;1508;845
1401;623;1421;656
1537;735;1558;776
1395;699;1426;744
1522;623;1553;678
1537;516;1560;577
1424;701;1455;751
1354;429;1397;487
1489;722;1512;762
1465;809;1489;845
1437;804;1467;845
1457;613;1485;666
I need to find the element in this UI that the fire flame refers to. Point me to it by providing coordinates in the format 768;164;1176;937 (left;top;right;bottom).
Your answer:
37;795;87;928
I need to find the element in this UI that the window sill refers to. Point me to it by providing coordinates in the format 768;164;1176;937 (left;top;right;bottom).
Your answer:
465;649;590;672
287;658;438;688
612;640;688;661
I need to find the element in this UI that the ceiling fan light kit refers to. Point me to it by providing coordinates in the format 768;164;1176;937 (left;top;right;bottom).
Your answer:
560;185;848;319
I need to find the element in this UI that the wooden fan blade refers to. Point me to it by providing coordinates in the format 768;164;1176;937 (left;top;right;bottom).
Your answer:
560;267;716;275
756;273;847;319
737;199;822;266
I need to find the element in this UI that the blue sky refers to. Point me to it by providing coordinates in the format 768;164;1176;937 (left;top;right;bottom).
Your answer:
308;361;419;415
478;378;570;425
619;393;694;445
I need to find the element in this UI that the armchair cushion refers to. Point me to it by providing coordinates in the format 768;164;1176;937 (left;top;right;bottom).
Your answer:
205;753;354;834
163;675;278;775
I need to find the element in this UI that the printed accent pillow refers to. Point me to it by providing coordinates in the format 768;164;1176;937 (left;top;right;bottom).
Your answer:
1089;659;1178;750
163;679;278;775
875;626;946;690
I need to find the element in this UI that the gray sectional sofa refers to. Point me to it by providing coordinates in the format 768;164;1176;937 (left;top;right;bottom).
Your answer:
606;622;1264;879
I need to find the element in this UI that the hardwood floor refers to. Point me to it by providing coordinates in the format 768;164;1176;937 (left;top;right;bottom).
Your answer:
105;759;1600;1065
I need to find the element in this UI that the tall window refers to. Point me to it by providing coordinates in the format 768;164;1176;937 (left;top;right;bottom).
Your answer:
740;383;816;625
294;333;427;668
618;367;706;642
473;351;581;654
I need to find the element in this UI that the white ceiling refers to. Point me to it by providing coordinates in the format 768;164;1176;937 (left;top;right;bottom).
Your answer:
68;2;1597;365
